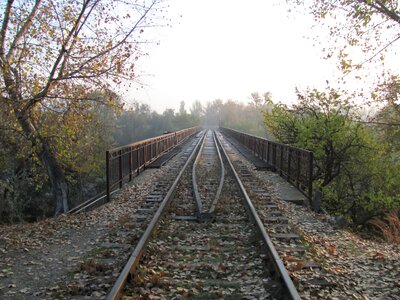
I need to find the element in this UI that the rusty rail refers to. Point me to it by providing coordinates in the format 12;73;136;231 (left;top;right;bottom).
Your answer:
215;131;301;299
106;127;200;202
220;127;313;200
107;131;205;299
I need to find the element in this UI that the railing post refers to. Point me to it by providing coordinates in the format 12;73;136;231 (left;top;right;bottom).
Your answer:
128;147;132;182
272;144;277;171
261;141;265;161
106;150;110;202
118;149;123;189
288;148;292;181
296;150;301;188
142;145;146;168
308;152;313;200
279;145;283;175
136;148;140;175
257;140;260;159
148;142;151;161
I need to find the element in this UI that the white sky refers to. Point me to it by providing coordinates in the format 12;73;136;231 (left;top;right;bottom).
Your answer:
125;0;338;113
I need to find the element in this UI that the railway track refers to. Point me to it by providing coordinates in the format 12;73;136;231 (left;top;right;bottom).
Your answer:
107;129;300;299
217;132;329;294
192;130;224;222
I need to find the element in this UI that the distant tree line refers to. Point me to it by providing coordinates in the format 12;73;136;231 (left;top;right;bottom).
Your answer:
114;101;201;146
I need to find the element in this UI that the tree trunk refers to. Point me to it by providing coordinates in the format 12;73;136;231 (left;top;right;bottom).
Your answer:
39;141;69;215
3;63;69;214
17;113;69;215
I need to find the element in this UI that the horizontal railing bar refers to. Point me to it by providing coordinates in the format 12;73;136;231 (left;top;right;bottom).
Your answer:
108;127;197;154
223;128;313;154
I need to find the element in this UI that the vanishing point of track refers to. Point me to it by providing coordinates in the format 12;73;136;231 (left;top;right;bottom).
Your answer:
107;129;300;299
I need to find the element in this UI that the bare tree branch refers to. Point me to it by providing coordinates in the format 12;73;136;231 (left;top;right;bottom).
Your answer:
22;0;94;114
0;0;14;60
64;0;157;79
7;0;43;60
357;34;400;66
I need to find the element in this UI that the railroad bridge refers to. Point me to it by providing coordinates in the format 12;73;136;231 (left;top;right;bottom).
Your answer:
1;127;398;299
112;127;312;204
71;127;313;299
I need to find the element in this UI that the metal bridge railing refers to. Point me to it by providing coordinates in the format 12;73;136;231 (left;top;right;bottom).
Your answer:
106;127;200;201
220;127;313;200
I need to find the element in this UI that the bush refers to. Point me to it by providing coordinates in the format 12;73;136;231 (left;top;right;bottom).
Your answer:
264;87;400;226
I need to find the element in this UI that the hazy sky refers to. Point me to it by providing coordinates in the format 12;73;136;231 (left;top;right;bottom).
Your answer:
126;0;337;113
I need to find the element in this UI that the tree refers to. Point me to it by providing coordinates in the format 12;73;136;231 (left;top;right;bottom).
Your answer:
174;101;198;130
249;92;271;108
204;99;223;126
178;101;187;116
200;97;271;137
190;100;203;118
265;88;361;185
0;0;164;214
162;108;175;132
264;87;400;224
289;0;400;73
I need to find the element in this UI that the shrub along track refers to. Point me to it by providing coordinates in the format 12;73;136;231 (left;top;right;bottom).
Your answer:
109;129;300;299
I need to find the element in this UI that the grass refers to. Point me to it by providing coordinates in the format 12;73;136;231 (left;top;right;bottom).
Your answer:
369;210;400;244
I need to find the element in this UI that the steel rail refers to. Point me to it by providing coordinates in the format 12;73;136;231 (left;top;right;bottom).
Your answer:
191;129;207;217
208;130;225;215
191;129;225;221
215;131;301;300
107;131;206;300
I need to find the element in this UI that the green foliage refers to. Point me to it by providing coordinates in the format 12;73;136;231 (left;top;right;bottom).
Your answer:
262;101;299;143
264;87;400;225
